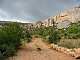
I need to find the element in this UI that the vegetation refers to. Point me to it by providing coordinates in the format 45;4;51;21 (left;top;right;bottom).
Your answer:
57;22;80;48
31;26;60;44
58;39;80;49
64;23;80;39
0;21;80;60
31;22;80;48
48;30;60;44
31;27;53;38
57;22;80;39
0;22;32;60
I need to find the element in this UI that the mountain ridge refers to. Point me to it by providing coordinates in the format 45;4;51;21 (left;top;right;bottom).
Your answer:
34;5;80;29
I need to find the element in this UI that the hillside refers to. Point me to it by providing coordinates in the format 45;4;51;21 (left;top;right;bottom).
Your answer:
53;5;80;23
34;5;80;29
53;5;80;29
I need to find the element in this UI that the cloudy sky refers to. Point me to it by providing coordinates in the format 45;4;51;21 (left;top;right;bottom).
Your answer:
0;0;80;23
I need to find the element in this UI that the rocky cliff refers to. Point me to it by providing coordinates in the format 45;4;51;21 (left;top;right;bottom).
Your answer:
53;6;80;23
34;5;80;29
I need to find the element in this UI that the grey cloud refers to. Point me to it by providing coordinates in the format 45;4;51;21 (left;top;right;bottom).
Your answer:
0;0;79;22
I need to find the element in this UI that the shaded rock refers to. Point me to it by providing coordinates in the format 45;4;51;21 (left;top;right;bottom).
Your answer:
75;55;80;59
36;48;42;51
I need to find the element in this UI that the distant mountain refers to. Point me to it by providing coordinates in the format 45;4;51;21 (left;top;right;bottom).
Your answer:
35;5;80;29
0;21;11;24
53;5;80;29
53;5;80;23
0;20;32;25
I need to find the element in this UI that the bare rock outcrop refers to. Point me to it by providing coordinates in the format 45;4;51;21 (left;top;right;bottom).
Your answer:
34;5;80;29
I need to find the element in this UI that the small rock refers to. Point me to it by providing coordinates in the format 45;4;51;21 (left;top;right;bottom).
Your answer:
69;51;75;57
75;55;80;59
75;48;80;54
37;48;42;51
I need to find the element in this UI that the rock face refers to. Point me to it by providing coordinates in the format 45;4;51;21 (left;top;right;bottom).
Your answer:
53;6;80;29
34;5;80;29
54;6;80;23
56;20;71;29
33;17;54;28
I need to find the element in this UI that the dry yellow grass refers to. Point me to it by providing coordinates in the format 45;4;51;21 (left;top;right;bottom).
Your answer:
58;39;80;49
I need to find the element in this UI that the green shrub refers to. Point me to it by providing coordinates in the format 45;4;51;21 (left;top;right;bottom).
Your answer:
64;23;80;39
31;27;53;37
48;30;60;44
0;22;32;59
58;22;80;39
23;30;32;43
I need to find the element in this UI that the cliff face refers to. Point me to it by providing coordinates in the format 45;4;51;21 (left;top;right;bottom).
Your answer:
34;6;80;29
54;6;80;23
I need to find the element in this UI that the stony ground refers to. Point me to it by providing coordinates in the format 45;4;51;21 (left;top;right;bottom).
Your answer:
9;38;76;60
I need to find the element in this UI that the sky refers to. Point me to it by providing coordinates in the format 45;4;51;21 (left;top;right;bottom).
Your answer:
0;0;80;23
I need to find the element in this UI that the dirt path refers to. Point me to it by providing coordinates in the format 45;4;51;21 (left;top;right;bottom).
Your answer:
9;38;76;60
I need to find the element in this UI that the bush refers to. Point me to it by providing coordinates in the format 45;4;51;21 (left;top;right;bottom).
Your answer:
48;30;60;44
23;30;32;42
31;27;60;44
64;22;80;39
0;22;32;59
31;27;53;37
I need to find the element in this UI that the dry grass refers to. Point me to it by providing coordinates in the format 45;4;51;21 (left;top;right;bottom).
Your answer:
58;39;80;49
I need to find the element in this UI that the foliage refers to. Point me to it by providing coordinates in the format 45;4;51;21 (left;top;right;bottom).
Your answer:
64;22;80;39
31;27;53;37
31;22;80;48
48;30;60;44
0;22;32;59
57;22;80;48
31;26;60;44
